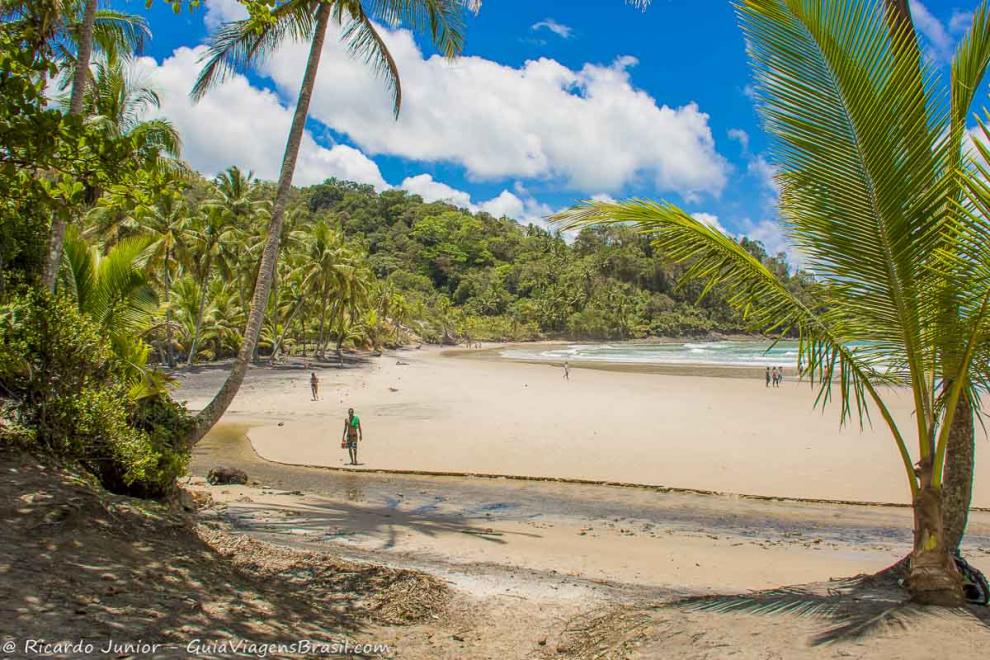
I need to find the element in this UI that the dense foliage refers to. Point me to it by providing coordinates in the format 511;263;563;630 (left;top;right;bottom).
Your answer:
0;9;190;497
84;173;817;364
0;292;192;497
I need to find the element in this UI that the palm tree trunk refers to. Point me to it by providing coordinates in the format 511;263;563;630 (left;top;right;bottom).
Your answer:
882;0;976;559
270;296;305;360
317;289;330;359
186;4;331;446
906;468;965;605
943;397;975;550
163;255;176;368
42;0;98;292
187;257;213;367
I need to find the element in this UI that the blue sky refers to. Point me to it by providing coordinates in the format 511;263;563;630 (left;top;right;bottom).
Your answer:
115;0;979;260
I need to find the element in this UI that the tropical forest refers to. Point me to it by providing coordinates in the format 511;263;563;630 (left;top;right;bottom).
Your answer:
2;0;989;656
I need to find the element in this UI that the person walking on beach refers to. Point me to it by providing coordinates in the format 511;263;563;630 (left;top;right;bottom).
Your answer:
310;372;320;401
775;367;784;387
563;361;570;381
765;366;771;388
341;408;362;465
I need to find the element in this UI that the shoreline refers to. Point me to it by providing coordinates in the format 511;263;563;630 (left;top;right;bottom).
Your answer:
245;430;989;512
175;344;989;508
449;344;774;379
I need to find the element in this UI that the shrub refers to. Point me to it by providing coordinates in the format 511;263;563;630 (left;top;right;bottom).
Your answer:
0;290;191;497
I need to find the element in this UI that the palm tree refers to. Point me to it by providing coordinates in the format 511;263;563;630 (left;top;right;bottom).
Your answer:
556;0;990;605
2;0;152;290
184;198;244;366
74;54;182;161
185;0;475;444
59;226;162;392
137;193;191;367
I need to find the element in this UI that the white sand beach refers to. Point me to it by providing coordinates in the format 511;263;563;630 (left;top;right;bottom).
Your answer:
174;350;990;656
176;345;990;507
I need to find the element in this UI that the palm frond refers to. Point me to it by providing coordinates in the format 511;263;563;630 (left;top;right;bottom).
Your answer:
950;2;990;136
90;8;151;59
191;0;318;101
554;199;918;490
339;8;402;116
362;0;472;59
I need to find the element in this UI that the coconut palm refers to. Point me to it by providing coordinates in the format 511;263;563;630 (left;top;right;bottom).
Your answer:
556;0;990;605
185;0;476;444
72;54;181;162
2;0;152;290
135;193;191;367
183;203;243;366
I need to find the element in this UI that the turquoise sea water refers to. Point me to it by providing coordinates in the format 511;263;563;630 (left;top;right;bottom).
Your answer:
501;340;800;367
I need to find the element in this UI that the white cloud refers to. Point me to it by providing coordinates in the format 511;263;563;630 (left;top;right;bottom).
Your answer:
727;128;749;152
531;18;573;39
740;218;802;266
479;188;553;226
400;173;473;207
691;212;729;236
590;193;617;203
399;174;552;225
949;10;974;35
204;0;247;31
133;47;388;190
259;22;729;197
748;155;779;194
909;0;953;61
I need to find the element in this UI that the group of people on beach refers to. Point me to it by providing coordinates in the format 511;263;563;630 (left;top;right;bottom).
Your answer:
765;366;785;388
309;371;364;466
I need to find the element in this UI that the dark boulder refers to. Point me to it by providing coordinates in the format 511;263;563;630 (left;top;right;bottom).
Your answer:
207;466;248;485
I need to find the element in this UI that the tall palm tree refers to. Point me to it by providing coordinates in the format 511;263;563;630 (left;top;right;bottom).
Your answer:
185;0;475;444
184;184;248;366
556;0;990;606
137;193;191;367
81;55;181;156
2;0;152;290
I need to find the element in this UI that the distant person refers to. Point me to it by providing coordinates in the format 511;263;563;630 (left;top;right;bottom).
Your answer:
765;366;771;388
310;372;320;401
563;361;570;381
775;367;784;387
341;408;363;465
770;366;778;388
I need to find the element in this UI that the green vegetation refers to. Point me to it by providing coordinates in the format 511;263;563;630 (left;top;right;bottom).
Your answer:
3;0;983;613
557;0;990;605
0;0;808;496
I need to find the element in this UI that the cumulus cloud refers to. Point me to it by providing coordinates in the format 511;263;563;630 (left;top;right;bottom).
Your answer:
531;18;573;39
259;22;728;196
399;174;552;225
204;0;247;31
400;173;473;207
690;212;729;236
133;47;388;190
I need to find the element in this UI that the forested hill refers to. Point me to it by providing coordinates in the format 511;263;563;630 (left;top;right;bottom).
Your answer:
290;177;816;342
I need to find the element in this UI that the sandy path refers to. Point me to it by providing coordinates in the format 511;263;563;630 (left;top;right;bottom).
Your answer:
175;346;990;506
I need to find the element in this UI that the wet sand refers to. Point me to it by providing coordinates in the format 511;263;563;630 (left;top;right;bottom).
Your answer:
175;346;990;507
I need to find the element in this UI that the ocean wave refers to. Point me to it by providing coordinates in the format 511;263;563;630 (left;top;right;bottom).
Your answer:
501;340;801;367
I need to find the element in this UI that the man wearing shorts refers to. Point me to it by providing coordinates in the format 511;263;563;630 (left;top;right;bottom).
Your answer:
341;408;362;465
